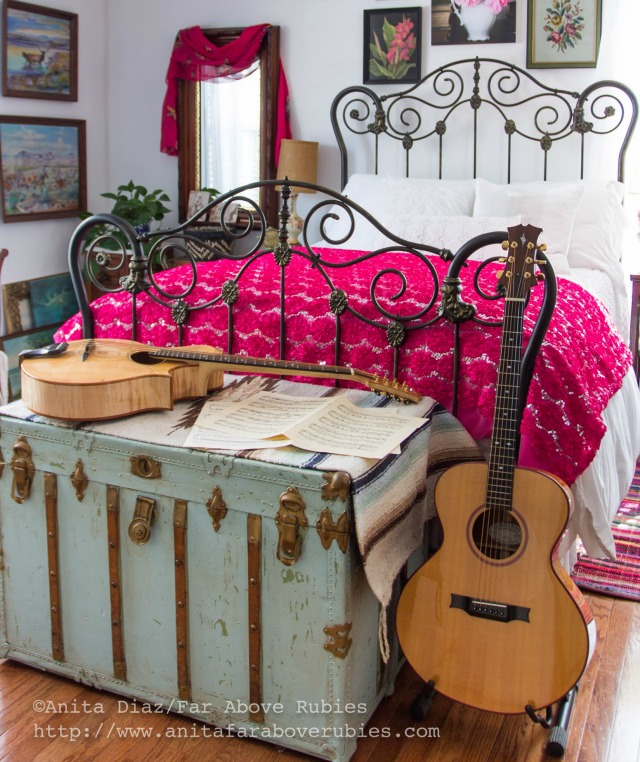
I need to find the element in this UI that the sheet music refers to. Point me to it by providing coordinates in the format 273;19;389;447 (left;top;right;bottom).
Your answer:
183;391;425;459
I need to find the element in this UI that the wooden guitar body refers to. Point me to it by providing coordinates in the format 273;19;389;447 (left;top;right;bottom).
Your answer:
20;339;224;421
396;461;590;714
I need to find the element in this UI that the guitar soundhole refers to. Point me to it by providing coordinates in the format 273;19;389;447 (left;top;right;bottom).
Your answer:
131;351;164;366
471;508;523;561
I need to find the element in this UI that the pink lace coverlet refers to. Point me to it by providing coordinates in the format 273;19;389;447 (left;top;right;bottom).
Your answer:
56;248;631;485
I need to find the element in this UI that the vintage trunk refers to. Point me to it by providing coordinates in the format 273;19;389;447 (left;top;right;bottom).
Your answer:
0;383;444;762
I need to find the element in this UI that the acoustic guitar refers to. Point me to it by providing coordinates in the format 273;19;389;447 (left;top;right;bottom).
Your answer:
396;224;591;715
19;338;421;420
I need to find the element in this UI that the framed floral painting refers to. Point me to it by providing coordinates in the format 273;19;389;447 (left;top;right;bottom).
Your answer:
527;0;602;68
364;7;422;85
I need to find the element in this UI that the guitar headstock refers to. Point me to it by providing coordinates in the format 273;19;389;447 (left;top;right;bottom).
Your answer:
498;224;545;300
364;375;423;404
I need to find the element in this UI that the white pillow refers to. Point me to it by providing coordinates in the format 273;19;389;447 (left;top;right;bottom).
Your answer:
473;178;628;271
366;213;515;254
365;214;572;275
473;179;582;265
321;174;476;249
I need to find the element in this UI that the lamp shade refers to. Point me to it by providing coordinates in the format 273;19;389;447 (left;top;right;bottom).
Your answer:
276;139;318;194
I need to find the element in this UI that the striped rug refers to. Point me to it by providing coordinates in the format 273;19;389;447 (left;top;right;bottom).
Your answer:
571;464;640;601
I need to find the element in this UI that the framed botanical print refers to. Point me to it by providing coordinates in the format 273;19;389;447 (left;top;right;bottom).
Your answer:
527;0;602;68
0;116;86;222
364;7;422;85
2;0;78;100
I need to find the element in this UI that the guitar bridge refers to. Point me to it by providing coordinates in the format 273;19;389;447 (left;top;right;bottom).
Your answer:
451;593;530;623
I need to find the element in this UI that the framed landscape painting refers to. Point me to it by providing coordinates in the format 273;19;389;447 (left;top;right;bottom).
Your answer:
527;0;602;68
2;0;78;100
0;116;86;222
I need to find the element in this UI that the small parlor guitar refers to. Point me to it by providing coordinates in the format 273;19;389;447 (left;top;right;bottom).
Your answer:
19;338;421;420
396;224;591;715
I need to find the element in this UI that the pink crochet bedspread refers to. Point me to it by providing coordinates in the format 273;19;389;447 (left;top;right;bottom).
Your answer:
56;248;631;485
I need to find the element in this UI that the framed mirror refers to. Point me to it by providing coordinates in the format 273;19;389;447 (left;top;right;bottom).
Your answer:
177;26;280;225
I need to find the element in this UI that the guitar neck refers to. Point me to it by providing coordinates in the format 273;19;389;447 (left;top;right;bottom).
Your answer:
147;347;421;404
486;296;525;510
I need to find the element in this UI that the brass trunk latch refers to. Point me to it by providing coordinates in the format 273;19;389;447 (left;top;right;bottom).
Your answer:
206;486;227;532
10;436;35;503
70;459;89;501
130;455;161;479
275;486;307;566
128;496;156;545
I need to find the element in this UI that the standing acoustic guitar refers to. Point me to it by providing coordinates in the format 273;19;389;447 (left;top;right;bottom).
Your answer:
396;224;591;715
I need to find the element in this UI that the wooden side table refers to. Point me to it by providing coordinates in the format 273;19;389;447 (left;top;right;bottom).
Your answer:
630;274;640;382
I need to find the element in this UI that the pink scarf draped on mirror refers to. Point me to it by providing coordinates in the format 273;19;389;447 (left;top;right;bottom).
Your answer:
160;24;291;161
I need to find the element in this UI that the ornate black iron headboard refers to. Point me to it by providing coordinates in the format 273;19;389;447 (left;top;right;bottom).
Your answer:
67;178;556;423
331;57;638;187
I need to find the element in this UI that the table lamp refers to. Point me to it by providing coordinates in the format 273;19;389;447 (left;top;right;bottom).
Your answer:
276;139;319;244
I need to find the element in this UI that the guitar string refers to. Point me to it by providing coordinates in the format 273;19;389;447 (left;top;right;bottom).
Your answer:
480;232;532;606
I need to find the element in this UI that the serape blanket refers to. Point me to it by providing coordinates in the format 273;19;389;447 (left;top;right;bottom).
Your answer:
1;374;481;660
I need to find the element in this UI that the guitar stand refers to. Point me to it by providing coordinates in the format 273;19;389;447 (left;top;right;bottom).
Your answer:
409;682;579;757
530;684;579;758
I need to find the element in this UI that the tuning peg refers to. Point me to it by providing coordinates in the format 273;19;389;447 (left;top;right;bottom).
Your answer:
538;243;547;252
536;272;546;282
501;240;509;250
526;242;535;250
534;260;547;266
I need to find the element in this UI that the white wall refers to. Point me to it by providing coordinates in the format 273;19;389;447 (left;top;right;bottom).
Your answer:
1;0;638;288
0;0;108;288
103;0;639;229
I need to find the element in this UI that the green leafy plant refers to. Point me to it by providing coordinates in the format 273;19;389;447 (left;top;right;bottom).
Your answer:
79;180;171;251
83;180;171;232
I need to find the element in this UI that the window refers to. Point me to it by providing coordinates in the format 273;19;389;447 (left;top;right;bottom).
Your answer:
177;26;280;224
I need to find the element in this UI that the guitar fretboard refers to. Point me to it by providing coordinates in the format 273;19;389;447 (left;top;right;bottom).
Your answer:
149;348;369;380
486;295;525;511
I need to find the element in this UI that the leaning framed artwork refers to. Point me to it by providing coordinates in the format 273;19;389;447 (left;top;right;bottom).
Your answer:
0;324;56;401
527;0;602;68
364;7;422;85
2;0;78;100
0;116;86;222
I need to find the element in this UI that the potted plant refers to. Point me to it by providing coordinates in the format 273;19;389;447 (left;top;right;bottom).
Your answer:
79;180;172;249
99;180;171;234
78;181;171;299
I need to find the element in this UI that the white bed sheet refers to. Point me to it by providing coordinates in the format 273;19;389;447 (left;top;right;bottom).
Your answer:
559;369;640;567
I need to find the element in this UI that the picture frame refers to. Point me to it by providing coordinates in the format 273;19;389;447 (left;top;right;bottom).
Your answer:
2;278;31;333
208;201;239;226
364;7;422;86
0;116;86;222
187;190;211;219
527;0;602;68
3;271;79;333
0;324;56;401
2;0;78;101
431;0;516;46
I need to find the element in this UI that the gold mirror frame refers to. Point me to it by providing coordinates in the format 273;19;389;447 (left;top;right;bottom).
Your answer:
177;26;280;225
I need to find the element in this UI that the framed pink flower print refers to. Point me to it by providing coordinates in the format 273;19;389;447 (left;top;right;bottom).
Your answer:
364;7;422;85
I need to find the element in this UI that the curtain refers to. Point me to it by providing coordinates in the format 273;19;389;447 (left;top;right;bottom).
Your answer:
160;24;291;161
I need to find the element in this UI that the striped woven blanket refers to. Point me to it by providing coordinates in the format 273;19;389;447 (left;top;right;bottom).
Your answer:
3;374;481;659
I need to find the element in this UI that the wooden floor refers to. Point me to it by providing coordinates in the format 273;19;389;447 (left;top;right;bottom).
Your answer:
0;594;638;761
